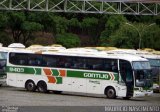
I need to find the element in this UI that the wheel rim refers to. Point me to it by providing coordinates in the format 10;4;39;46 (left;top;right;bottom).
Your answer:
38;85;44;92
27;82;34;91
37;82;47;93
107;89;115;98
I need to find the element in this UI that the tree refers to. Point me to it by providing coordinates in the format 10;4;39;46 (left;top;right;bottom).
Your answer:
99;15;127;46
55;33;80;48
21;21;43;44
53;16;68;34
81;17;99;44
0;12;7;30
0;31;13;46
108;24;139;49
107;22;158;50
142;25;160;50
7;12;25;42
68;18;81;34
6;11;44;45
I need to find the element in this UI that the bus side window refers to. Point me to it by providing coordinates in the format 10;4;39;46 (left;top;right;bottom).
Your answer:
104;64;112;71
19;60;26;65
29;60;36;65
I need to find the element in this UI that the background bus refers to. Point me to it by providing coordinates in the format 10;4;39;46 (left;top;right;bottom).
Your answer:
0;43;25;86
6;48;153;99
0;48;10;86
144;55;160;93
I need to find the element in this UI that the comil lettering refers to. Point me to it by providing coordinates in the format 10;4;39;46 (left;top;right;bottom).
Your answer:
84;73;108;79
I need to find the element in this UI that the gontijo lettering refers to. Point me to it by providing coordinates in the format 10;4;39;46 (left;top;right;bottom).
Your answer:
84;73;108;79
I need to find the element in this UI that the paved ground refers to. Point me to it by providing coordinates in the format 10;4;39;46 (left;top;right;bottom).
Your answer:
0;86;160;112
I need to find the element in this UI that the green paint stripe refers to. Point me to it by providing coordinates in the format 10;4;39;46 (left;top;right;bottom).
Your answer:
52;69;59;76
7;66;41;75
7;66;118;81
67;70;118;80
35;68;41;75
56;77;62;84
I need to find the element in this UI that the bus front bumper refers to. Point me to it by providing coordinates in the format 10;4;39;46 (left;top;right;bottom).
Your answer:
133;90;153;97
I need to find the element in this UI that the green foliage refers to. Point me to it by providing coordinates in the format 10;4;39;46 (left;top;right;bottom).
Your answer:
7;12;26;30
81;17;98;34
54;16;68;34
56;33;80;48
0;11;159;50
99;15;127;46
143;25;160;50
0;31;13;46
0;13;7;30
22;21;43;32
108;24;139;49
106;22;159;50
68;18;81;33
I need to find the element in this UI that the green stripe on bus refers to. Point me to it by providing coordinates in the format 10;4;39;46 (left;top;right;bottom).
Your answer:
56;77;62;84
7;66;118;80
67;70;118;80
52;69;59;76
7;66;41;75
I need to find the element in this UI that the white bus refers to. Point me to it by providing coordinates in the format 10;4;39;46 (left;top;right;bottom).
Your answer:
0;47;12;86
6;48;153;99
106;49;160;93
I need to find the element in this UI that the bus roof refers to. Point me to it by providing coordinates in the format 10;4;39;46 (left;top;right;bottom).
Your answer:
9;48;148;62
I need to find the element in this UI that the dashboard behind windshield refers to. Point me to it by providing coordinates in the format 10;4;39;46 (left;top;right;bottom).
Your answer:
132;61;152;87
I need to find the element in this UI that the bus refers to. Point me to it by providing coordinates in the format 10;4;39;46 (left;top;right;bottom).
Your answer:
141;54;160;93
0;43;25;86
6;48;153;99
0;47;11;86
106;49;160;93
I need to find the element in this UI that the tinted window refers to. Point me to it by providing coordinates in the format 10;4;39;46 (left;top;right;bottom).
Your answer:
9;53;118;72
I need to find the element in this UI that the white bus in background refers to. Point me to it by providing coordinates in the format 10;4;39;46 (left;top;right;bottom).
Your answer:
26;44;66;52
0;47;13;86
141;54;160;93
6;48;153;99
0;43;25;86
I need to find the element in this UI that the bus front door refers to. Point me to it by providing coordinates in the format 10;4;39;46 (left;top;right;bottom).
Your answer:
119;60;134;98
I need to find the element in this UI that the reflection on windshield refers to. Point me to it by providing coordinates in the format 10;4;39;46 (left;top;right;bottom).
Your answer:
0;52;7;59
133;61;151;70
148;59;160;67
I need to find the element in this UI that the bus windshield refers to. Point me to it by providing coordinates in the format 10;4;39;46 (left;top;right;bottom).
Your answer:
0;52;7;60
0;52;7;78
132;61;152;87
148;59;160;67
132;61;151;70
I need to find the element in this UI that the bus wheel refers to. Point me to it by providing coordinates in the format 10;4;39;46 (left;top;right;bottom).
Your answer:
37;81;48;93
105;87;116;99
25;80;36;92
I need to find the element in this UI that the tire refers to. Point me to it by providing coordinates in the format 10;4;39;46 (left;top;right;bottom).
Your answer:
25;80;36;92
0;84;2;87
105;87;116;99
37;81;48;93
